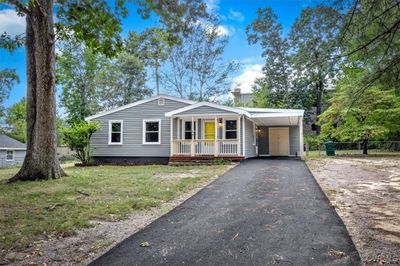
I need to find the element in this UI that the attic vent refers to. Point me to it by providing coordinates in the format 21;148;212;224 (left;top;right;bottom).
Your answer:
158;97;165;105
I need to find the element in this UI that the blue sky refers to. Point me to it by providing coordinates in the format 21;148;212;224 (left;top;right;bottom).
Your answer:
0;0;313;109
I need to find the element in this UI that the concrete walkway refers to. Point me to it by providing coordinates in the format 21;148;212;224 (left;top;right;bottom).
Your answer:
91;159;361;266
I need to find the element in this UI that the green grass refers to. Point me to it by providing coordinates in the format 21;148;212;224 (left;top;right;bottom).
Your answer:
0;164;231;251
305;150;400;160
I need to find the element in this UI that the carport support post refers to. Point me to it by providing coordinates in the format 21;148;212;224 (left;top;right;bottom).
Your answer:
299;116;304;159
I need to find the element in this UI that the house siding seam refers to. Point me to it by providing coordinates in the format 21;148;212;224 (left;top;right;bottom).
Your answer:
90;98;191;157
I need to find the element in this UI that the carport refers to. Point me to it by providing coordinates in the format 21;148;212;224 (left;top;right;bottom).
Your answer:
243;108;305;158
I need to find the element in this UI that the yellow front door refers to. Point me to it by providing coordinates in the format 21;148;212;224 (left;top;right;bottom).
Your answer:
204;122;215;140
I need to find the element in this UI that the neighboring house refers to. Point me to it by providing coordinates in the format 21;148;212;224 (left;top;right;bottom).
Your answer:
231;88;253;106
86;95;304;164
0;134;26;168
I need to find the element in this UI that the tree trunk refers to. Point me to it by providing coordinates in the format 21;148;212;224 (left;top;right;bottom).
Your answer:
155;60;159;95
315;81;323;135
9;0;66;182
362;138;369;155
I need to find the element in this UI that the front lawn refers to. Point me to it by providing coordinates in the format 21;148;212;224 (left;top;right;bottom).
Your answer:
0;164;231;252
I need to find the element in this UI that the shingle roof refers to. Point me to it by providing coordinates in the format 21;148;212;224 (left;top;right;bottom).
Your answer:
0;134;26;149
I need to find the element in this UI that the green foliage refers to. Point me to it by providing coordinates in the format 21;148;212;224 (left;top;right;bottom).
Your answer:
304;135;321;150
319;67;400;144
0;69;19;118
62;121;100;164
247;8;291;107
163;22;239;101
57;41;106;125
5;97;26;143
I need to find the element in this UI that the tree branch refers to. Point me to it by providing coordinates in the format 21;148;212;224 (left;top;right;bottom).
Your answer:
6;0;30;14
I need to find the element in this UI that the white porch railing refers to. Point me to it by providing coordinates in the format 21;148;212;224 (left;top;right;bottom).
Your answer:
172;139;240;156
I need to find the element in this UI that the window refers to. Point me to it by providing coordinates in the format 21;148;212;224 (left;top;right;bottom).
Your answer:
143;120;161;144
6;150;14;161
109;120;123;144
158;97;165;105
225;120;237;139
311;123;316;131
184;121;196;140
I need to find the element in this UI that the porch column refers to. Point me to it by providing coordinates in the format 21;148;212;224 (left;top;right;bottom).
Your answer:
191;116;195;157
237;116;241;156
214;116;218;157
299;116;304;159
170;117;173;156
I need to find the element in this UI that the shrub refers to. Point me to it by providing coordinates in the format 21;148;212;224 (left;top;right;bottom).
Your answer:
62;121;100;164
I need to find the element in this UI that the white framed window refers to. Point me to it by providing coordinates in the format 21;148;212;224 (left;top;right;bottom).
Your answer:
158;97;165;105
183;121;196;140
225;120;237;139
6;150;14;161
108;120;123;144
143;119;161;144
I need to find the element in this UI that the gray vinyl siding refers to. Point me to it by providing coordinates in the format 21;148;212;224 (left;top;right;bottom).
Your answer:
178;105;237;116
257;126;300;156
244;117;257;158
0;150;26;167
90;98;190;157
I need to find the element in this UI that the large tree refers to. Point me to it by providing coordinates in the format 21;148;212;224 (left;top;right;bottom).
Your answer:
2;0;207;182
96;50;152;109
289;6;342;135
247;8;291;107
163;22;238;101
57;41;106;125
319;66;400;154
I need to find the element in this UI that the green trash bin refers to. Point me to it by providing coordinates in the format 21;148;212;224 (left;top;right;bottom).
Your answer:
325;142;335;156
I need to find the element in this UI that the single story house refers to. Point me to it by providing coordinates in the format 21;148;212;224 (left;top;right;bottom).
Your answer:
0;134;27;167
86;95;304;164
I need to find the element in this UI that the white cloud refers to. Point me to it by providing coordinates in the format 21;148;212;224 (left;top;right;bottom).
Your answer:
205;0;220;13
232;64;263;93
228;8;244;22
0;9;25;36
215;25;230;36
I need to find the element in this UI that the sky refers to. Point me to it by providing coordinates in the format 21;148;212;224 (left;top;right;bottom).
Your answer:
0;0;314;109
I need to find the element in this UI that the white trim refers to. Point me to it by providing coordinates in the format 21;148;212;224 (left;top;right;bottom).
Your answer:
165;102;250;117
170;118;173;156
242;116;246;158
239;107;304;115
224;119;238;140
108;120;123;145
181;118;197;140
299;116;304;159
6;150;14;161
86;95;196;120
202;119;215;139
143;119;161;145
250;113;304;118
0;148;26;150
268;127;290;156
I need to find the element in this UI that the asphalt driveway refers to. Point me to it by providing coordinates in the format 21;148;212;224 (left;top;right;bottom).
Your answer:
91;159;361;266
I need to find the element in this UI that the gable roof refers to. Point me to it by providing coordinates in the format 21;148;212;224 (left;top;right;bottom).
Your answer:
165;102;251;117
0;134;26;150
86;95;196;120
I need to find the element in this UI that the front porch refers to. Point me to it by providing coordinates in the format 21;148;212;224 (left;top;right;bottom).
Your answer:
169;114;244;158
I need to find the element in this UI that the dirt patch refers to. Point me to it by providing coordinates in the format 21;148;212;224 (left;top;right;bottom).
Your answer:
1;165;236;266
307;158;400;265
153;169;202;179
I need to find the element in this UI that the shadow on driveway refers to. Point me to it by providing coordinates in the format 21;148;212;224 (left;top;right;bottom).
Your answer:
91;159;361;266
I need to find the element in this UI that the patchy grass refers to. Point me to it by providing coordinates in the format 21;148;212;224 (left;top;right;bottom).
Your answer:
0;164;232;251
305;150;400;160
